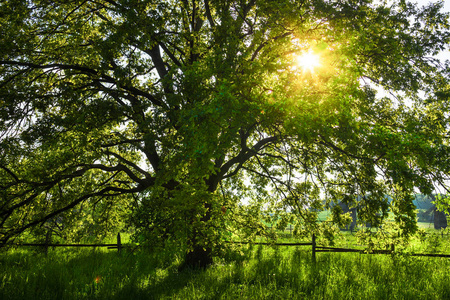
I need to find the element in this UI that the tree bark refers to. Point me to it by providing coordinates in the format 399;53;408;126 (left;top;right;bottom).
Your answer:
183;245;213;269
181;179;219;269
434;208;448;230
181;201;214;269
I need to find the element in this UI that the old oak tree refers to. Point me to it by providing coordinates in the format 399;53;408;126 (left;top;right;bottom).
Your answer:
1;0;450;267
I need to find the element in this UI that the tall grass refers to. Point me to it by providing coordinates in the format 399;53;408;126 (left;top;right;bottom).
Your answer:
1;243;450;300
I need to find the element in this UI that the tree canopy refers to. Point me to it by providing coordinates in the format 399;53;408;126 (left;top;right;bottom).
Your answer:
1;0;450;267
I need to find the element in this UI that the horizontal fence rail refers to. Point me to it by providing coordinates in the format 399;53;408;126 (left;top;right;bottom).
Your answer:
227;234;450;261
8;233;124;253
8;233;450;260
226;241;313;246
410;253;450;257
10;243;119;248
315;246;362;253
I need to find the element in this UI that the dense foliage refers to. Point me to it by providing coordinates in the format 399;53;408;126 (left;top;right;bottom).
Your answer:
1;0;450;267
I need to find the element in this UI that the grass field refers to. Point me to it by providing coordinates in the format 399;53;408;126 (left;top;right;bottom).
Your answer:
2;232;450;300
2;216;450;300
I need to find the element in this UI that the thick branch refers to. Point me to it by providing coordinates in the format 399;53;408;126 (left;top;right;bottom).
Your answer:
220;135;278;180
1;184;144;245
204;0;215;28
159;42;183;67
104;150;149;178
79;163;145;185
145;46;169;83
0;60;165;107
0;166;19;182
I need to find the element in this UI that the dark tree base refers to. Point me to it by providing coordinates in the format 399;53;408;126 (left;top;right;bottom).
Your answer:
179;247;213;271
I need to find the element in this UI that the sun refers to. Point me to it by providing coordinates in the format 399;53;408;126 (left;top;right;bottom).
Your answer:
296;51;320;73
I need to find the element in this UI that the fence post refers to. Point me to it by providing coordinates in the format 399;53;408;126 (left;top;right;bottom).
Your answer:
312;233;316;264
44;229;51;255
117;232;122;254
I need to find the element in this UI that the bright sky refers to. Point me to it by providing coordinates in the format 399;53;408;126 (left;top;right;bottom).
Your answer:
414;0;450;61
415;0;450;12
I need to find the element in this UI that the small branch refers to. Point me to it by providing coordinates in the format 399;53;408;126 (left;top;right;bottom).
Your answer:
317;135;371;162
251;32;292;61
101;139;143;148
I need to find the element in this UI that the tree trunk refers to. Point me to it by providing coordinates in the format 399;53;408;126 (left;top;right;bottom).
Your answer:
180;179;219;270
338;201;356;231
180;201;214;270
180;226;214;270
434;208;448;230
183;245;213;269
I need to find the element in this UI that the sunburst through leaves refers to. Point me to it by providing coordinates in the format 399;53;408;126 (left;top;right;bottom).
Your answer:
296;51;320;73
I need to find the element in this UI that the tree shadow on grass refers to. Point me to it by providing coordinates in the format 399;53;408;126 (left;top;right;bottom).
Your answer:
1;246;319;300
109;264;244;300
120;245;306;299
106;245;256;299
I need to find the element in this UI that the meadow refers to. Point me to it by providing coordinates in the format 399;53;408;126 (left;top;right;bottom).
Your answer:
1;224;450;300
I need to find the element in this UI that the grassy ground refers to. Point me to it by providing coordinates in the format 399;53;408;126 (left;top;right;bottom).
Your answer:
2;218;450;300
2;238;450;300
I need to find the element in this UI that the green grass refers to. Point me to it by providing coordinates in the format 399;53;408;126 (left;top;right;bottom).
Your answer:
2;240;450;300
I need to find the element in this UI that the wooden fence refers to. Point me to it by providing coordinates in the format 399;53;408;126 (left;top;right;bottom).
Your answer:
228;234;450;262
10;233;124;253
10;232;450;261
